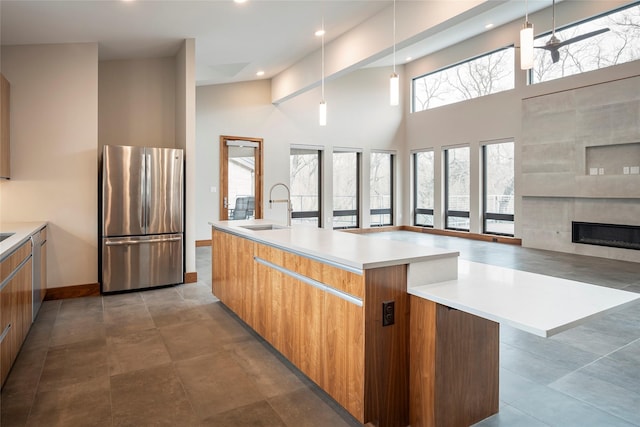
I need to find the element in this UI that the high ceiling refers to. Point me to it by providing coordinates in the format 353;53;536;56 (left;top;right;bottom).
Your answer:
1;0;555;87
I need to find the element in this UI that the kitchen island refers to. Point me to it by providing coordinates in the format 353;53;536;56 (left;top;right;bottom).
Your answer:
211;219;458;427
211;220;640;427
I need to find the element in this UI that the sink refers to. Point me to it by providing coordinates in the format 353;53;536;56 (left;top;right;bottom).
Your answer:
239;224;287;231
0;232;15;243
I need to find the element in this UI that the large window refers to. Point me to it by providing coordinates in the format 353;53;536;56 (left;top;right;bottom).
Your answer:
444;146;470;231
370;152;394;226
333;150;360;229
413;151;434;227
531;3;640;84
412;46;514;113
290;147;322;227
483;142;514;236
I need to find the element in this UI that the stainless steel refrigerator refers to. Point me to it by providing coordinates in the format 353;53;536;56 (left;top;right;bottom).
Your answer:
101;145;184;293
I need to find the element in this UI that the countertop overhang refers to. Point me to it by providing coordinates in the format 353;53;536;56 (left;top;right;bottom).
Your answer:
0;221;47;261
409;259;640;337
210;219;459;272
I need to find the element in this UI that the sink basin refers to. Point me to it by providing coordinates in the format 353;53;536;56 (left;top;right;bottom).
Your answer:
0;232;15;243
239;224;287;231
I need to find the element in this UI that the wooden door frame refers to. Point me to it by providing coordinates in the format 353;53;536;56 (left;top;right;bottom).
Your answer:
219;135;263;220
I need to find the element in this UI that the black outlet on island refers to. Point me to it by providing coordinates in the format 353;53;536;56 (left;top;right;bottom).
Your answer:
382;300;395;326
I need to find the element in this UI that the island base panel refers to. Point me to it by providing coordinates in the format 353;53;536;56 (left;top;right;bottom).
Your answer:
410;296;499;427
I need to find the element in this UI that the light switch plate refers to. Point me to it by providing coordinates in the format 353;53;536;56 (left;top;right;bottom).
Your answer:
631;166;640;175
589;168;598;176
623;167;630;175
598;168;605;175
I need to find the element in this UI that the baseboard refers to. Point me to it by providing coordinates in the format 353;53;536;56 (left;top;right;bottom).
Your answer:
184;271;197;283
196;239;212;247
44;283;101;301
402;226;522;245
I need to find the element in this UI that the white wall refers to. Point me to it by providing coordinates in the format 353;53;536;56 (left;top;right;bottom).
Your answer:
195;66;404;241
1;43;99;288
99;57;176;149
175;39;197;277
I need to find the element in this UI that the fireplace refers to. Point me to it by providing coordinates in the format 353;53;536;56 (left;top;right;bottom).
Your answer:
572;222;640;250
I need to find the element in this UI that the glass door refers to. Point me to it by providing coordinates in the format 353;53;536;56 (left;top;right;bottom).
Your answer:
219;136;263;221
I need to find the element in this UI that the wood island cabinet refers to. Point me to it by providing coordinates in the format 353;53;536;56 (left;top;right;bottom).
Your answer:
212;228;410;426
0;73;10;179
0;240;32;387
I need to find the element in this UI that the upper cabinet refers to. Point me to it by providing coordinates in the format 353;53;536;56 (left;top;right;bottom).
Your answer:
0;73;10;179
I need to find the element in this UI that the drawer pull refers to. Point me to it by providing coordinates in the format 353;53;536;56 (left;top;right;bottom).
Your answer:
0;323;11;343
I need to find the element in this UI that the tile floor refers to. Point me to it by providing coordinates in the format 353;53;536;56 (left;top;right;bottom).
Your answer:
0;231;638;426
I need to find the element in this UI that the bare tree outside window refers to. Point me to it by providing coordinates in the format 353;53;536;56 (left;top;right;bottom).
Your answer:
414;151;434;226
445;146;470;230
413;47;515;112
333;151;360;228
484;142;514;236
532;4;640;84
290;148;321;226
370;152;393;226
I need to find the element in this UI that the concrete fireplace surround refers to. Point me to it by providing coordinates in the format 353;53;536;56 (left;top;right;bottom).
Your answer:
520;75;640;263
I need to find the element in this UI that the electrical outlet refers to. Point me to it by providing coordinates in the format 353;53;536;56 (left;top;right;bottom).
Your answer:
382;301;395;326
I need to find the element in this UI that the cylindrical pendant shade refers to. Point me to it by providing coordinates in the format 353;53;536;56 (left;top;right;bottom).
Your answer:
319;100;327;126
520;22;534;70
390;72;399;106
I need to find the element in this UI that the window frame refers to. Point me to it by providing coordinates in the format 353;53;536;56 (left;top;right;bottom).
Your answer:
482;141;515;237
444;146;470;232
289;145;323;228
412;150;435;228
411;44;515;113
369;151;395;227
332;149;361;229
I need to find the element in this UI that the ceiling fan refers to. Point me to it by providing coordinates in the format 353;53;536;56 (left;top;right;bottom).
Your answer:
536;0;610;63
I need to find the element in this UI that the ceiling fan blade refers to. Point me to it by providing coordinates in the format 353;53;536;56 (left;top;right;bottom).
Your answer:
556;28;611;48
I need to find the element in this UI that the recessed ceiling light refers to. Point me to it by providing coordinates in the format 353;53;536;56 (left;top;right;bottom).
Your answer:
485;23;494;29
256;71;265;77
315;29;325;37
405;56;413;62
234;0;247;3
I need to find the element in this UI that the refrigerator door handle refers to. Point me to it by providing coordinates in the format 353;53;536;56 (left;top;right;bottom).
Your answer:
145;152;152;234
105;236;182;246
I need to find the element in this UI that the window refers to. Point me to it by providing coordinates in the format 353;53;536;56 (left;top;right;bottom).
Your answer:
412;46;514;112
290;147;322;227
370;152;394;226
333;150;360;229
483;142;514;236
444;146;470;231
531;3;640;84
413;151;434;227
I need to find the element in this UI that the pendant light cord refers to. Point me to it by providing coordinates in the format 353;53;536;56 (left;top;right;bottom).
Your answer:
321;15;325;101
392;0;396;74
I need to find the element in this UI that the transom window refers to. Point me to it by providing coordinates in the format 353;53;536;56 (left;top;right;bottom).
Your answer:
531;2;640;84
412;46;514;113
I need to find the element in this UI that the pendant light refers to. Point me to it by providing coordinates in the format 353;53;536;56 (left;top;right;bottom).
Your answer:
520;0;534;70
319;16;327;126
389;0;399;106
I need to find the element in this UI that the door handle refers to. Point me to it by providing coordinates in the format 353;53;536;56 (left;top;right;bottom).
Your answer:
223;197;228;209
105;237;182;246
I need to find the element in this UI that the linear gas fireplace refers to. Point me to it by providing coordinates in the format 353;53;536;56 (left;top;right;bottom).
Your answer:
572;222;640;251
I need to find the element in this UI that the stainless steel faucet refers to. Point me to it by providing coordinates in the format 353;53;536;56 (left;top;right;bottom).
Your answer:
268;182;293;227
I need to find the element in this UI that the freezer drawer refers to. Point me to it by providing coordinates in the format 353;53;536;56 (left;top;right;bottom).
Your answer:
102;234;183;293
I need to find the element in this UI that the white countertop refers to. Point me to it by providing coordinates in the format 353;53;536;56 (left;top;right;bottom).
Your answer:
0;221;47;261
409;259;640;338
210;219;459;272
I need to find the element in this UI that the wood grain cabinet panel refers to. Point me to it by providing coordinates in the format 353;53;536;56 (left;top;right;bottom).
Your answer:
1;241;32;388
0;73;9;179
410;296;499;427
211;228;410;426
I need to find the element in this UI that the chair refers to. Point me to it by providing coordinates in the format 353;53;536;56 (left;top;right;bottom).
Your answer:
231;196;251;220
